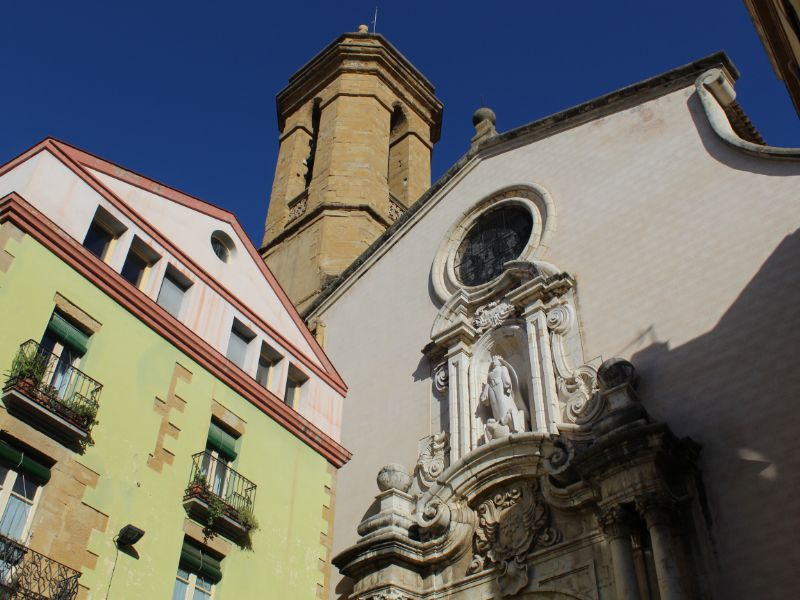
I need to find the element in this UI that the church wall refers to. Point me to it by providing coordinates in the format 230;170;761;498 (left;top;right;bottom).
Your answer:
320;83;800;597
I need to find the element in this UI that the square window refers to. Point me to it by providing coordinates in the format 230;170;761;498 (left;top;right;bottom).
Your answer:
157;267;192;319
121;237;160;289
82;206;126;262
226;320;255;369
284;364;308;409
255;342;282;390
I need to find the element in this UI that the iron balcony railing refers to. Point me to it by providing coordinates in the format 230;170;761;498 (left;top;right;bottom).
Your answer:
4;340;102;435
184;451;257;522
0;532;80;600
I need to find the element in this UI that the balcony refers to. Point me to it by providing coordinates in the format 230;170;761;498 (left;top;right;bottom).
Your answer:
182;451;257;541
2;341;102;445
0;533;81;600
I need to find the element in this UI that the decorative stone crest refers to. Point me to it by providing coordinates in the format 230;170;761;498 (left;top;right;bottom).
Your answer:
287;195;307;222
473;300;515;332
415;432;448;489
467;479;559;596
388;198;405;222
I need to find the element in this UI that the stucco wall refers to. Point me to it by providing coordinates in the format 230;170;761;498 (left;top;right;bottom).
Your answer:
0;233;332;599
320;85;800;597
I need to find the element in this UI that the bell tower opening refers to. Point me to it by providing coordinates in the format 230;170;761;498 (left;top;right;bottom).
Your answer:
260;29;443;313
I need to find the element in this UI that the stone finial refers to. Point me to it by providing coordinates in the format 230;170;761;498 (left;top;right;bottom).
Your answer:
357;24;369;33
377;463;412;492
597;358;637;391
472;107;496;128
471;107;497;148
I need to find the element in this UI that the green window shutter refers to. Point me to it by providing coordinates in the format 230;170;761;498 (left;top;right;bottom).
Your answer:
46;313;90;355
0;440;51;484
180;541;222;583
207;422;238;461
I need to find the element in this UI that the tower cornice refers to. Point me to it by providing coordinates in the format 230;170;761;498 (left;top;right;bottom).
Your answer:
276;32;443;141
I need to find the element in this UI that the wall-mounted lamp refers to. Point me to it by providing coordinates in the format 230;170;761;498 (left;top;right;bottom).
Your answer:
117;524;145;547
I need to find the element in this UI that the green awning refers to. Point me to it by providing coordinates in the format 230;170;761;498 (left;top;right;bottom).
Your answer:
180;540;222;583
207;422;237;461
0;440;51;484
47;313;90;355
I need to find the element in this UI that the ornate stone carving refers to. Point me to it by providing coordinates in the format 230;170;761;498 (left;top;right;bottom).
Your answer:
286;195;307;222
547;303;602;425
467;480;559;596
480;356;527;440
433;362;449;393
597;504;635;540
388;198;405;222
415;432;448;490
473;300;515;332
359;590;411;600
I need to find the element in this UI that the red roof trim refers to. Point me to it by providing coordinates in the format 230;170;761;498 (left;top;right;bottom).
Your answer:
0;138;346;394
0;193;351;467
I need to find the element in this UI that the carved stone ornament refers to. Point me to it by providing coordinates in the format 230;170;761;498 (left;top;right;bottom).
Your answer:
547;304;602;425
389;198;405;222
287;196;307;222
415;432;449;489
359;590;410;600
467;479;560;596
433;363;449;393
473;300;515;332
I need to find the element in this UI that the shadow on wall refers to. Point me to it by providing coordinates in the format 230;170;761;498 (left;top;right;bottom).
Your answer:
632;229;800;597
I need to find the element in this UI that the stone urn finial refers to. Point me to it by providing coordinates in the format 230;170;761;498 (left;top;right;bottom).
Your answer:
377;463;412;493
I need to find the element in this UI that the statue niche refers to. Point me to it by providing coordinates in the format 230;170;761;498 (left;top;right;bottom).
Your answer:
472;324;532;445
480;355;527;441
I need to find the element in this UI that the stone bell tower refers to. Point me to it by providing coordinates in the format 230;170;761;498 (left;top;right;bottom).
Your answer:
261;26;443;313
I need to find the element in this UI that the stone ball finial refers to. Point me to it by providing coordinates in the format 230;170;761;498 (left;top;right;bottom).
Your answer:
377;463;412;492
357;24;369;33
472;107;496;128
597;358;637;391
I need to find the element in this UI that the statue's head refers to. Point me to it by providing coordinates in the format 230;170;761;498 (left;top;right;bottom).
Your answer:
490;355;502;367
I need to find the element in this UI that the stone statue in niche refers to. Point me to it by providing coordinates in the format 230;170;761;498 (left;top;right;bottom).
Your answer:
480;356;526;441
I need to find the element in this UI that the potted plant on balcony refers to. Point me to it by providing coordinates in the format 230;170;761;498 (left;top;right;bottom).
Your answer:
188;473;209;498
8;349;48;394
236;506;260;533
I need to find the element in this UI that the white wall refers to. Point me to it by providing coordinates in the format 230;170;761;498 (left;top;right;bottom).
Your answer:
320;85;800;597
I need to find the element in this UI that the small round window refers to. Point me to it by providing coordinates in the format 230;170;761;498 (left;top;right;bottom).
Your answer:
454;205;533;286
210;231;235;263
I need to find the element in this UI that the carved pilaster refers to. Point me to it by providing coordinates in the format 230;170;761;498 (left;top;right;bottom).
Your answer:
635;494;687;600
597;505;641;600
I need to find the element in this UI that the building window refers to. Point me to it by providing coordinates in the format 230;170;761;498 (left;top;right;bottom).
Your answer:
201;421;238;498
39;311;90;396
0;440;49;543
303;97;322;188
120;236;159;289
157;266;192;319
210;231;235;264
82;206;125;262
255;342;282;390
226;320;254;369
171;539;221;600
284;364;308;409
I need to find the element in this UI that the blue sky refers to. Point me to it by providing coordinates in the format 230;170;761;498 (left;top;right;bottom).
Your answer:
3;1;798;245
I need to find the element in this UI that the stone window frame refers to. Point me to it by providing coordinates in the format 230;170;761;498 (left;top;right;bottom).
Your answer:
431;184;557;303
